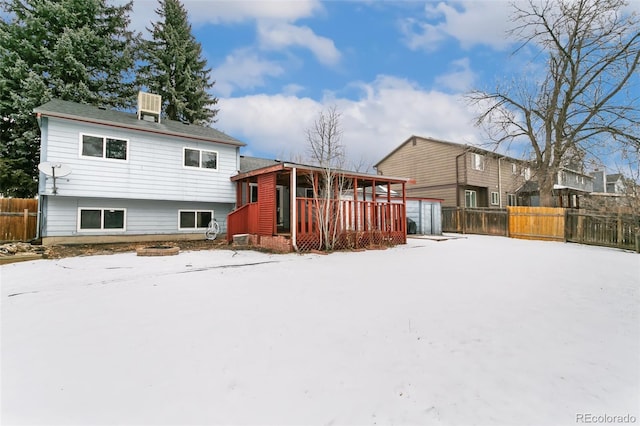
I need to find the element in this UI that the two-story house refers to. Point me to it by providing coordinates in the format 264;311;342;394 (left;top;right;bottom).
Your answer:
35;93;245;245
374;136;531;208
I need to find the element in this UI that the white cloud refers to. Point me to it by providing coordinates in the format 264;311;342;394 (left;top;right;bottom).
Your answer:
257;22;341;66
435;57;477;92
186;0;323;25
124;0;324;33
215;75;484;169
214;49;285;97
401;1;514;51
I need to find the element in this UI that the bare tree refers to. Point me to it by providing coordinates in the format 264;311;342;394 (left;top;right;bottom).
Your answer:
467;0;640;206
305;106;347;251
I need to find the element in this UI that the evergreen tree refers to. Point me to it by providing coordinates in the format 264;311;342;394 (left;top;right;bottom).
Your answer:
139;0;218;125
0;0;139;197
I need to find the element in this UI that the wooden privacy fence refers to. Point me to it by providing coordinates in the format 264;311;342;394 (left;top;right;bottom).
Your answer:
441;207;508;236
442;206;639;251
508;206;565;241
0;198;38;242
565;211;638;251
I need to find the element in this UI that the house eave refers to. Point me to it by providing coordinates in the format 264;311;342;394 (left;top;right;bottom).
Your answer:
34;110;246;147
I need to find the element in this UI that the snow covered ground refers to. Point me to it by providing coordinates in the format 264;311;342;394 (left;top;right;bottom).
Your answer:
1;235;638;426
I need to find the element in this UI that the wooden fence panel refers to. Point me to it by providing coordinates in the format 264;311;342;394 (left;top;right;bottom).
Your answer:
508;206;566;241
566;211;638;251
442;207;507;235
0;198;38;242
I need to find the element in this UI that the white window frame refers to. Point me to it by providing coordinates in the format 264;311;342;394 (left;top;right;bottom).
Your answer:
522;167;531;180
77;208;127;232
249;183;258;203
472;153;485;171
491;191;500;205
183;147;218;170
507;194;517;206
178;210;214;230
512;163;517;175
465;190;477;208
79;133;129;162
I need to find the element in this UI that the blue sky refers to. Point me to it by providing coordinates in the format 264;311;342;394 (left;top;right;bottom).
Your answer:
127;0;639;172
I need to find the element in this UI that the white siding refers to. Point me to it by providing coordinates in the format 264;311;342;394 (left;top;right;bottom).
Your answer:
43;196;232;237
40;117;238;202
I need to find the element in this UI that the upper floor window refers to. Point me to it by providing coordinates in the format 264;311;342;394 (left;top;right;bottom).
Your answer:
512;163;517;175
522;167;531;180
472;153;484;171
81;134;128;161
184;147;217;170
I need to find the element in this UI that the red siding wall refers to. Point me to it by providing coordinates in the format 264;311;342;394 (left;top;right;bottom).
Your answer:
257;173;276;235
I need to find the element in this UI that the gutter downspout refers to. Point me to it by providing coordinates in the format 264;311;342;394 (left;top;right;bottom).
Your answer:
291;167;298;252
455;151;466;208
34;194;42;242
498;156;503;208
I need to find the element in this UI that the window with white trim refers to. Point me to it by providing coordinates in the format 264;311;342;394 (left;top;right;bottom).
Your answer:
78;208;126;231
465;190;477;208
249;183;258;203
80;133;128;160
491;191;500;205
472;153;485;171
523;167;531;180
184;148;217;170
179;210;213;229
507;194;517;206
512;163;517;175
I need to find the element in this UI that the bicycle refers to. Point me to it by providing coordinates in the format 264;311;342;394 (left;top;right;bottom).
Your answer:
205;218;220;240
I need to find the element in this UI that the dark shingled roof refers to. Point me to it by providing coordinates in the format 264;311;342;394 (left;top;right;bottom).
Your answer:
239;156;282;173
34;99;245;147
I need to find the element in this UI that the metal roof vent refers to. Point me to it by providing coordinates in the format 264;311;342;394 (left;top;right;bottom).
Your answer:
137;91;161;123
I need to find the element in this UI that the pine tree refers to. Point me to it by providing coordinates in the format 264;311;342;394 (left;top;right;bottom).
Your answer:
0;0;139;197
139;0;218;125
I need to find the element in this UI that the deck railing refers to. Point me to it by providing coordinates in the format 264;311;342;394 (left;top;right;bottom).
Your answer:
226;203;259;242
295;198;406;251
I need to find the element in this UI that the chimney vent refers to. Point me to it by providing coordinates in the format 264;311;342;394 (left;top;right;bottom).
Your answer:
137;91;162;123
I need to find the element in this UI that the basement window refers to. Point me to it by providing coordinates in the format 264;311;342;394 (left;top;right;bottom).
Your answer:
78;208;126;231
179;210;213;230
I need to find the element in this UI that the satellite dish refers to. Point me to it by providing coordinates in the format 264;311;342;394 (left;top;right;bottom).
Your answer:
38;162;72;194
38;162;72;177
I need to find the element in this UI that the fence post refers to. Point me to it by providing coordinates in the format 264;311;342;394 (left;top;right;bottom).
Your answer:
617;212;623;245
22;209;29;241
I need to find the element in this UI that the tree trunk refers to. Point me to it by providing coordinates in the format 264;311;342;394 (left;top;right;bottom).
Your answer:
538;175;556;207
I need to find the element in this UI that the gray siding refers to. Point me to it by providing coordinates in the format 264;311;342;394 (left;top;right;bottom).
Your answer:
42;196;233;237
40;117;237;203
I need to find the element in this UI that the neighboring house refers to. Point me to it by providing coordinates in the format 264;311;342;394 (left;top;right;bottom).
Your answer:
517;160;594;208
35;93;245;245
227;156;411;252
374;135;531;208
606;173;626;194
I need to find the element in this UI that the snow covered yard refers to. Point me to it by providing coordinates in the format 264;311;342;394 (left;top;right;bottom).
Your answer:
1;235;638;426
